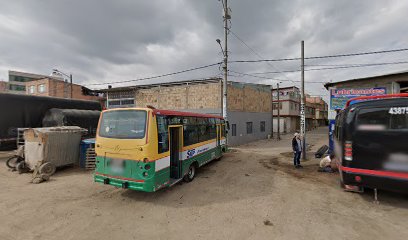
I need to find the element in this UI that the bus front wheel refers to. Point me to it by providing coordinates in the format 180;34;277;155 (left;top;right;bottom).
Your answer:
183;164;196;182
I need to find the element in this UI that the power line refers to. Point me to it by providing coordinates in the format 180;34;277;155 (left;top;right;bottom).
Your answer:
229;29;296;84
88;75;224;90
228;47;408;63
85;62;222;87
249;60;408;75
83;47;408;88
229;70;326;83
306;61;408;72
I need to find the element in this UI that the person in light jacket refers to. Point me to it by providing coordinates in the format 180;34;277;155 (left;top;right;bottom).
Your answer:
292;132;303;168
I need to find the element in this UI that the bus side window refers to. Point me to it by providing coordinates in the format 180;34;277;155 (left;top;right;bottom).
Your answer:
157;115;169;153
183;117;199;146
197;117;211;142
209;118;217;139
221;120;226;138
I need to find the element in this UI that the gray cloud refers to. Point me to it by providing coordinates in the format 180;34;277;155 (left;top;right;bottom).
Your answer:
1;0;408;100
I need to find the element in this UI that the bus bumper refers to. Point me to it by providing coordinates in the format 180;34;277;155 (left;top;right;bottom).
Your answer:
341;170;408;194
94;173;155;192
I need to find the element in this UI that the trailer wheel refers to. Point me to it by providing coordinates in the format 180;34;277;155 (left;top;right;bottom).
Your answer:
6;156;23;169
39;162;56;176
41;174;50;181
16;161;28;174
183;163;196;182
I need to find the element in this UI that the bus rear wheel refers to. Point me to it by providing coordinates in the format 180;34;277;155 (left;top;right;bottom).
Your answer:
183;164;196;182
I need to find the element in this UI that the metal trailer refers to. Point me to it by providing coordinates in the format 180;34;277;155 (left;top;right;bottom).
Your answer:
24;127;86;176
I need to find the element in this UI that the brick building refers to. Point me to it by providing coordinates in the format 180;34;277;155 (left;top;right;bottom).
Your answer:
306;96;328;127
7;71;52;94
272;86;318;133
0;81;7;93
102;78;272;146
25;77;100;101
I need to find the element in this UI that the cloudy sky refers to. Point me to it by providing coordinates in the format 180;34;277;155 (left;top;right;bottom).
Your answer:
1;0;408;98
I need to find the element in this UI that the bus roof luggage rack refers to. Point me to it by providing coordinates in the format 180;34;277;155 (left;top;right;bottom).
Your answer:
346;93;408;107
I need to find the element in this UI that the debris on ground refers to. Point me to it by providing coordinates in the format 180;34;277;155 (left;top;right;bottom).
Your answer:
263;220;274;226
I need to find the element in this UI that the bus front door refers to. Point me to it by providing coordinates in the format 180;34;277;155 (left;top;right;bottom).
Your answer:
169;126;182;179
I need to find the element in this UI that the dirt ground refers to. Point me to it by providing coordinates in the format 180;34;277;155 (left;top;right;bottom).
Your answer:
0;127;407;240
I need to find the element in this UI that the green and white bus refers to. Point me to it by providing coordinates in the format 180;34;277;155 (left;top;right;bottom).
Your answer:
94;107;227;192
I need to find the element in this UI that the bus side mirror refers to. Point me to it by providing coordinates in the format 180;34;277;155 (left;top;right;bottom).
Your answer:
226;121;230;130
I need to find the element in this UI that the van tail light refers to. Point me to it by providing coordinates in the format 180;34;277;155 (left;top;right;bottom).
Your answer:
344;141;353;161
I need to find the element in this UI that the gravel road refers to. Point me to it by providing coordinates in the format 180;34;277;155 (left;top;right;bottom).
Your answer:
1;127;407;240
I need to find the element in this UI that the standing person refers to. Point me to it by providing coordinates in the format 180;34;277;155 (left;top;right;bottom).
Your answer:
292;132;303;168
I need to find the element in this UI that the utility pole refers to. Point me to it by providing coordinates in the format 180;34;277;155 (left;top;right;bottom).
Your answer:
277;82;281;141
271;85;274;139
70;74;73;99
222;0;229;123
300;40;306;160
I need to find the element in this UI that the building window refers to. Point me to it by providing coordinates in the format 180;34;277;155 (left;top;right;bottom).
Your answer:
231;124;237;136
121;99;134;105
29;85;35;94
273;103;282;110
246;122;253;134
260;121;265;132
38;84;46;93
10;85;26;91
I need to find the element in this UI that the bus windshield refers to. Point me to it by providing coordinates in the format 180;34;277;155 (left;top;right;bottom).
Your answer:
99;110;147;139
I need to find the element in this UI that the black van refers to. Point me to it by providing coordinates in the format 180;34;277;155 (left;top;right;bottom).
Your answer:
334;94;408;193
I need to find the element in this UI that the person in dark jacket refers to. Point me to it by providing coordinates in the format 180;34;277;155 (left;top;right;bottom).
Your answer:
292;132;303;168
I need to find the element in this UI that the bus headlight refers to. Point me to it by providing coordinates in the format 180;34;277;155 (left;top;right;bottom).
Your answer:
145;164;151;170
143;172;148;177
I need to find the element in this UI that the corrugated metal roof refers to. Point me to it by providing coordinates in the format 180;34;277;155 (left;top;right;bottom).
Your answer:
324;70;408;89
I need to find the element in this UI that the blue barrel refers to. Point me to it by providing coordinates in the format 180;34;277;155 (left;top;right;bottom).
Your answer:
79;138;95;169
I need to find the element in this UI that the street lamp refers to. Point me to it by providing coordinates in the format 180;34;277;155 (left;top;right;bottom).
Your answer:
52;69;73;99
216;38;228;125
216;39;225;56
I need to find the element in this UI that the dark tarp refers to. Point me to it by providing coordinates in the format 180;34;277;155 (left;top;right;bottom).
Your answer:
42;108;101;137
0;93;101;145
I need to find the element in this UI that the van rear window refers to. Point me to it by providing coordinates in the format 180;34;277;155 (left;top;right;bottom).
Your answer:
357;107;408;130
